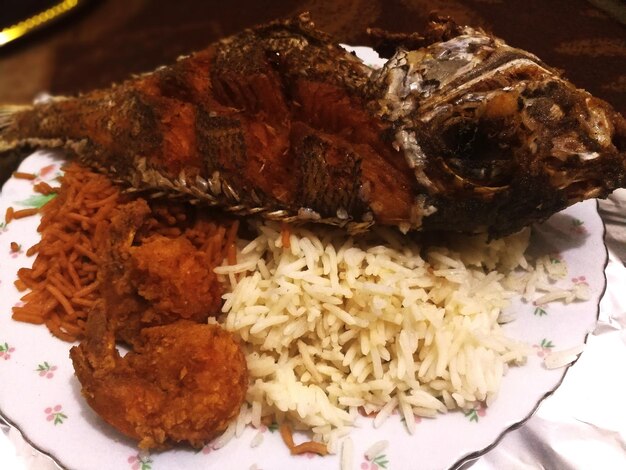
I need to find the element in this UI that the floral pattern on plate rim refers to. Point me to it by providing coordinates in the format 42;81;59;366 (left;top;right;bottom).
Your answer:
128;453;153;470
0;342;15;360
44;405;67;425
35;361;58;379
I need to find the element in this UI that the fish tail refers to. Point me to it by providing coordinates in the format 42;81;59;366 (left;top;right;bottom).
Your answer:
0;101;71;155
0;104;56;182
0;104;33;131
0;104;36;156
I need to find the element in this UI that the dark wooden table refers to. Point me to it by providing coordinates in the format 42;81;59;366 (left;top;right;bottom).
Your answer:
0;0;625;116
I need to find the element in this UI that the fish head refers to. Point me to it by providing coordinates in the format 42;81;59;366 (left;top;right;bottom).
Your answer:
373;25;626;235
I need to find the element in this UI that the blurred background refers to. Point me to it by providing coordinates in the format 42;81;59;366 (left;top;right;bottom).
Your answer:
0;0;624;116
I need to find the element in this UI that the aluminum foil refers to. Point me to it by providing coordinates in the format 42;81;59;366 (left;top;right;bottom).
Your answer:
0;416;59;469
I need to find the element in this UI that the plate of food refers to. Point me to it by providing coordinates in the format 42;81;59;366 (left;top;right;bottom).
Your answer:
0;12;622;470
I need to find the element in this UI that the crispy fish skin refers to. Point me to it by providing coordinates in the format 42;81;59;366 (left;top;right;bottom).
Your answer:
0;14;417;233
1;14;625;236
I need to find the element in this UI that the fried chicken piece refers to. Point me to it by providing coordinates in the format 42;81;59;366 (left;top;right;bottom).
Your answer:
70;305;248;449
130;233;224;322
95;199;231;344
71;200;246;449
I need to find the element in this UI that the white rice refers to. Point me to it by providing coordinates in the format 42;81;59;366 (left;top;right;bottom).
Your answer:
544;344;586;369
214;221;588;446
250;431;264;448
340;437;353;470
364;440;388;461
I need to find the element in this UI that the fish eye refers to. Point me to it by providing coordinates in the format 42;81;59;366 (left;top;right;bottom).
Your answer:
439;115;515;187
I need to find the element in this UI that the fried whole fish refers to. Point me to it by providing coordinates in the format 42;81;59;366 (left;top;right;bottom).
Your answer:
1;14;625;236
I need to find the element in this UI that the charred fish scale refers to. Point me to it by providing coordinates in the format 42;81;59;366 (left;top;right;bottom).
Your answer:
211;33;288;117
213;14;369;101
0;15;625;236
196;113;247;173
294;131;366;220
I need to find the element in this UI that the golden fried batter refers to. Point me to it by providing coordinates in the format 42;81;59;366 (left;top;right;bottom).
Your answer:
129;234;222;320
68;196;246;449
95;199;232;344
70;306;248;449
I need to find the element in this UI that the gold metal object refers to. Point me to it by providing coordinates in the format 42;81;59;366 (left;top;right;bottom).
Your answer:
0;0;81;47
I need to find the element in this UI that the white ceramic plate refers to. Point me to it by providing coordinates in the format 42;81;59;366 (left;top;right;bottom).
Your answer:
0;150;607;470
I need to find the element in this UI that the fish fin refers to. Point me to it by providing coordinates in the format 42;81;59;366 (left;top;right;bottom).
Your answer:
0;104;33;131
0;103;64;156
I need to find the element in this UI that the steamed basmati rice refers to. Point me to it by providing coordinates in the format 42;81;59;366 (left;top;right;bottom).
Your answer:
213;221;588;448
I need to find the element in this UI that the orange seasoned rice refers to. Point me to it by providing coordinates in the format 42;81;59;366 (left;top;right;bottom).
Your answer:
12;163;122;341
13;162;238;342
